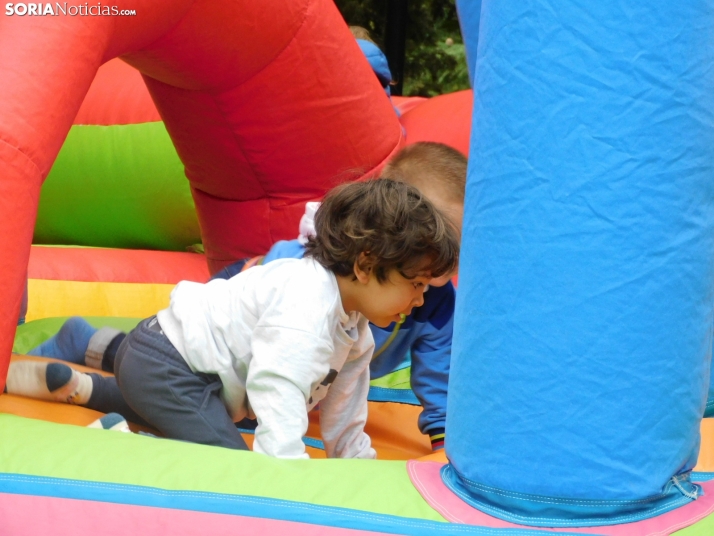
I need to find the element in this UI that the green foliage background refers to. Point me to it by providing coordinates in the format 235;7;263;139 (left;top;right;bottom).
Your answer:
334;0;470;97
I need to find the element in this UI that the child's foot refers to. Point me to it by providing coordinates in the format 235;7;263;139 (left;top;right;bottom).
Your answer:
6;361;93;404
87;413;131;433
27;317;97;364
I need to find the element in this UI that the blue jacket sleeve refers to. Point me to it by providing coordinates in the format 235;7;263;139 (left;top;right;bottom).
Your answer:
356;39;393;90
409;284;455;449
263;239;306;263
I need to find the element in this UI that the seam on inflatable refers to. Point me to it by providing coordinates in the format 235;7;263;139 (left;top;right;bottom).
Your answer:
199;0;353;211
235;0;311;91
0;136;43;178
646;500;714;536
199;86;267;200
408;461;466;524
671;474;699;500
452;468;696;506
0;473;570;535
445;477;692;526
692;472;714;481
441;466;696;526
116;2;196;64
190;183;268;205
411;462;714;533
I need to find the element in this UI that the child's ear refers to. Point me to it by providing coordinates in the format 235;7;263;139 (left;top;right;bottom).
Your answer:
353;252;372;284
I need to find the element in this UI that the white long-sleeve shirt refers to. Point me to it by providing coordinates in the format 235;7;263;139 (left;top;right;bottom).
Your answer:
157;257;376;460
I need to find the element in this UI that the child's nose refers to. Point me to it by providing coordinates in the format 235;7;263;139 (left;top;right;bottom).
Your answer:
413;291;425;308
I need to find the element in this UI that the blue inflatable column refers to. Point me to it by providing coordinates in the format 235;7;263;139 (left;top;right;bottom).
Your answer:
447;0;714;527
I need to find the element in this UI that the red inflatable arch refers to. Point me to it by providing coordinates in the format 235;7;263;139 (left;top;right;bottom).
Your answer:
0;0;403;389
400;90;473;155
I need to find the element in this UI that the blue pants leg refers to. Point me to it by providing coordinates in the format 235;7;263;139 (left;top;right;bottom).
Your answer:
85;373;148;427
114;317;248;450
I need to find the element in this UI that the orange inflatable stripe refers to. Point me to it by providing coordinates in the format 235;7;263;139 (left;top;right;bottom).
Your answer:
4;355;433;461
698;419;714;472
306;401;432;461
26;280;175;321
2;356;318;452
1;354;323;455
6;356;714;466
28;246;209;284
0;393;105;428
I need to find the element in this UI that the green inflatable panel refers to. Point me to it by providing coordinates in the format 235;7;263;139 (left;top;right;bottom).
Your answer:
679;514;714;535
0;414;444;522
34;122;201;251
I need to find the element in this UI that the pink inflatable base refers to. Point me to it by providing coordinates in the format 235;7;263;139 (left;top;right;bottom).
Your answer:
407;461;714;535
0;492;391;536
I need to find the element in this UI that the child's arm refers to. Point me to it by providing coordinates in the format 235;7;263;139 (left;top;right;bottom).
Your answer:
410;286;455;451
318;318;376;459
246;327;333;459
411;316;452;451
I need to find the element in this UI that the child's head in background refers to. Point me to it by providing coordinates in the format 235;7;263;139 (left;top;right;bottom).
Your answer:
383;142;467;285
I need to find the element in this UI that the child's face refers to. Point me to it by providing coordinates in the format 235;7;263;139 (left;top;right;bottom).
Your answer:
359;269;431;328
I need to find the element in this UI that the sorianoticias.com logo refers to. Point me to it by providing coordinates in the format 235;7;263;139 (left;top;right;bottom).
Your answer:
5;3;136;15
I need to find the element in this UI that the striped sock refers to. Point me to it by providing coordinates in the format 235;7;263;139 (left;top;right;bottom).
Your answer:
429;428;445;451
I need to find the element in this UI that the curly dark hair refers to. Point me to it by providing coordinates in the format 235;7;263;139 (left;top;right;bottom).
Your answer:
305;179;459;282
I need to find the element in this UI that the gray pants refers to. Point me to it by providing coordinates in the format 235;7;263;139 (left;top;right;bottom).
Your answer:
87;316;248;450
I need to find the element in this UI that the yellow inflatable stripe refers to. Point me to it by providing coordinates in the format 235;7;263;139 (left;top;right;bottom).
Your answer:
27;279;176;321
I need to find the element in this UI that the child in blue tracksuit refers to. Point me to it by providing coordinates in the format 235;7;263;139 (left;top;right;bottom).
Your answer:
214;142;467;450
349;26;394;97
348;25;404;123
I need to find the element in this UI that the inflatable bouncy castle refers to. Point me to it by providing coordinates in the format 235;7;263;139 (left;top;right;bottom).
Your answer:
2;0;714;534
